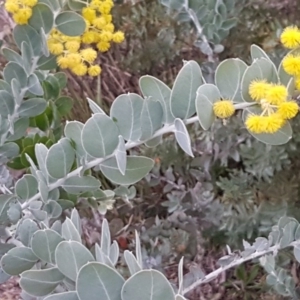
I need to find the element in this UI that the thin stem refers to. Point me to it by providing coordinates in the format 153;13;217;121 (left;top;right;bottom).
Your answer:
182;241;299;295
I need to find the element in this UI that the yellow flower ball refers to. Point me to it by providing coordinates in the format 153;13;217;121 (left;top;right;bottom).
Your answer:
82;31;96;44
104;23;115;33
82;7;97;23
265;84;288;105
48;42;64;55
65;41;81;53
5;2;19;13
277;101;299;119
92;17;106;29
98;2;113;14
96;41;110;52
112;31;125;43
249;79;271;101
245;115;264;134
99;31;113;42
280;26;300;49
103;14;112;23
80;48;97;63
57;56;70;69
71;63;88;76
88;65;102;76
13;7;32;25
263;114;285;133
282;53;300;76
66;53;82;66
213;100;235;119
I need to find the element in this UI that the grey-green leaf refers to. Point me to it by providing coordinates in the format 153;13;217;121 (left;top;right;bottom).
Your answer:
196;84;221;130
82;114;119;158
29;3;54;34
250;45;271;61
139;76;173;124
62;175;101;194
77;262;125;300
121;269;175;300
110;93;143;142
170;60;203;119
115;136;127;176
15;175;38;202
55;12;86;36
55;241;95;281
45;292;79;300
18;98;47;118
3;62;27;88
46;138;75;179
64;121;86;157
124;250;141;276
100;156;154;185
174;118;194;157
140;98;163;140
215;58;247;102
16;219;39;247
1;247;38;275
0;91;15;116
31;229;64;264
20;267;64;297
62;217;81;242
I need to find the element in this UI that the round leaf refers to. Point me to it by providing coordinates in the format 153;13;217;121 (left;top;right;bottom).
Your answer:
1;247;38;275
196;84;221;130
55;241;95;281
77;262;125;300
100;156;154;185
29;3;54;34
55;12;86;36
121;269;175;300
15;174;38;202
82;114;119;158
18;98;47;118
20;267;64;297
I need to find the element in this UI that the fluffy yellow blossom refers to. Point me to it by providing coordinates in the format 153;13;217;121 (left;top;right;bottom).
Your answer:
93;17;106;29
245;115;265;134
48;42;64;55
265;84;288;105
71;63;88;76
57;56;70;69
22;0;38;6
66;53;82;66
245;114;284;134
112;31;125;43
277;101;299;119
98;2;113;14
82;7;97;22
81;48;97;63
280;26;300;49
13;7;32;25
88;65;101;76
104;23;115;33
97;41;110;52
213;100;235;119
282;53;300;76
65;41;81;53
5;2;19;13
249;79;271;101
103;14;113;23
82;31;96;44
99;31;113;42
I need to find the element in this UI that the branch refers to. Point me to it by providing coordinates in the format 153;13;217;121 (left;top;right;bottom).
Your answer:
182;240;299;295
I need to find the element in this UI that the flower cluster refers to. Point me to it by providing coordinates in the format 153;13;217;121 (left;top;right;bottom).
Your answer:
5;0;37;25
245;80;298;134
280;26;300;90
47;0;125;77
